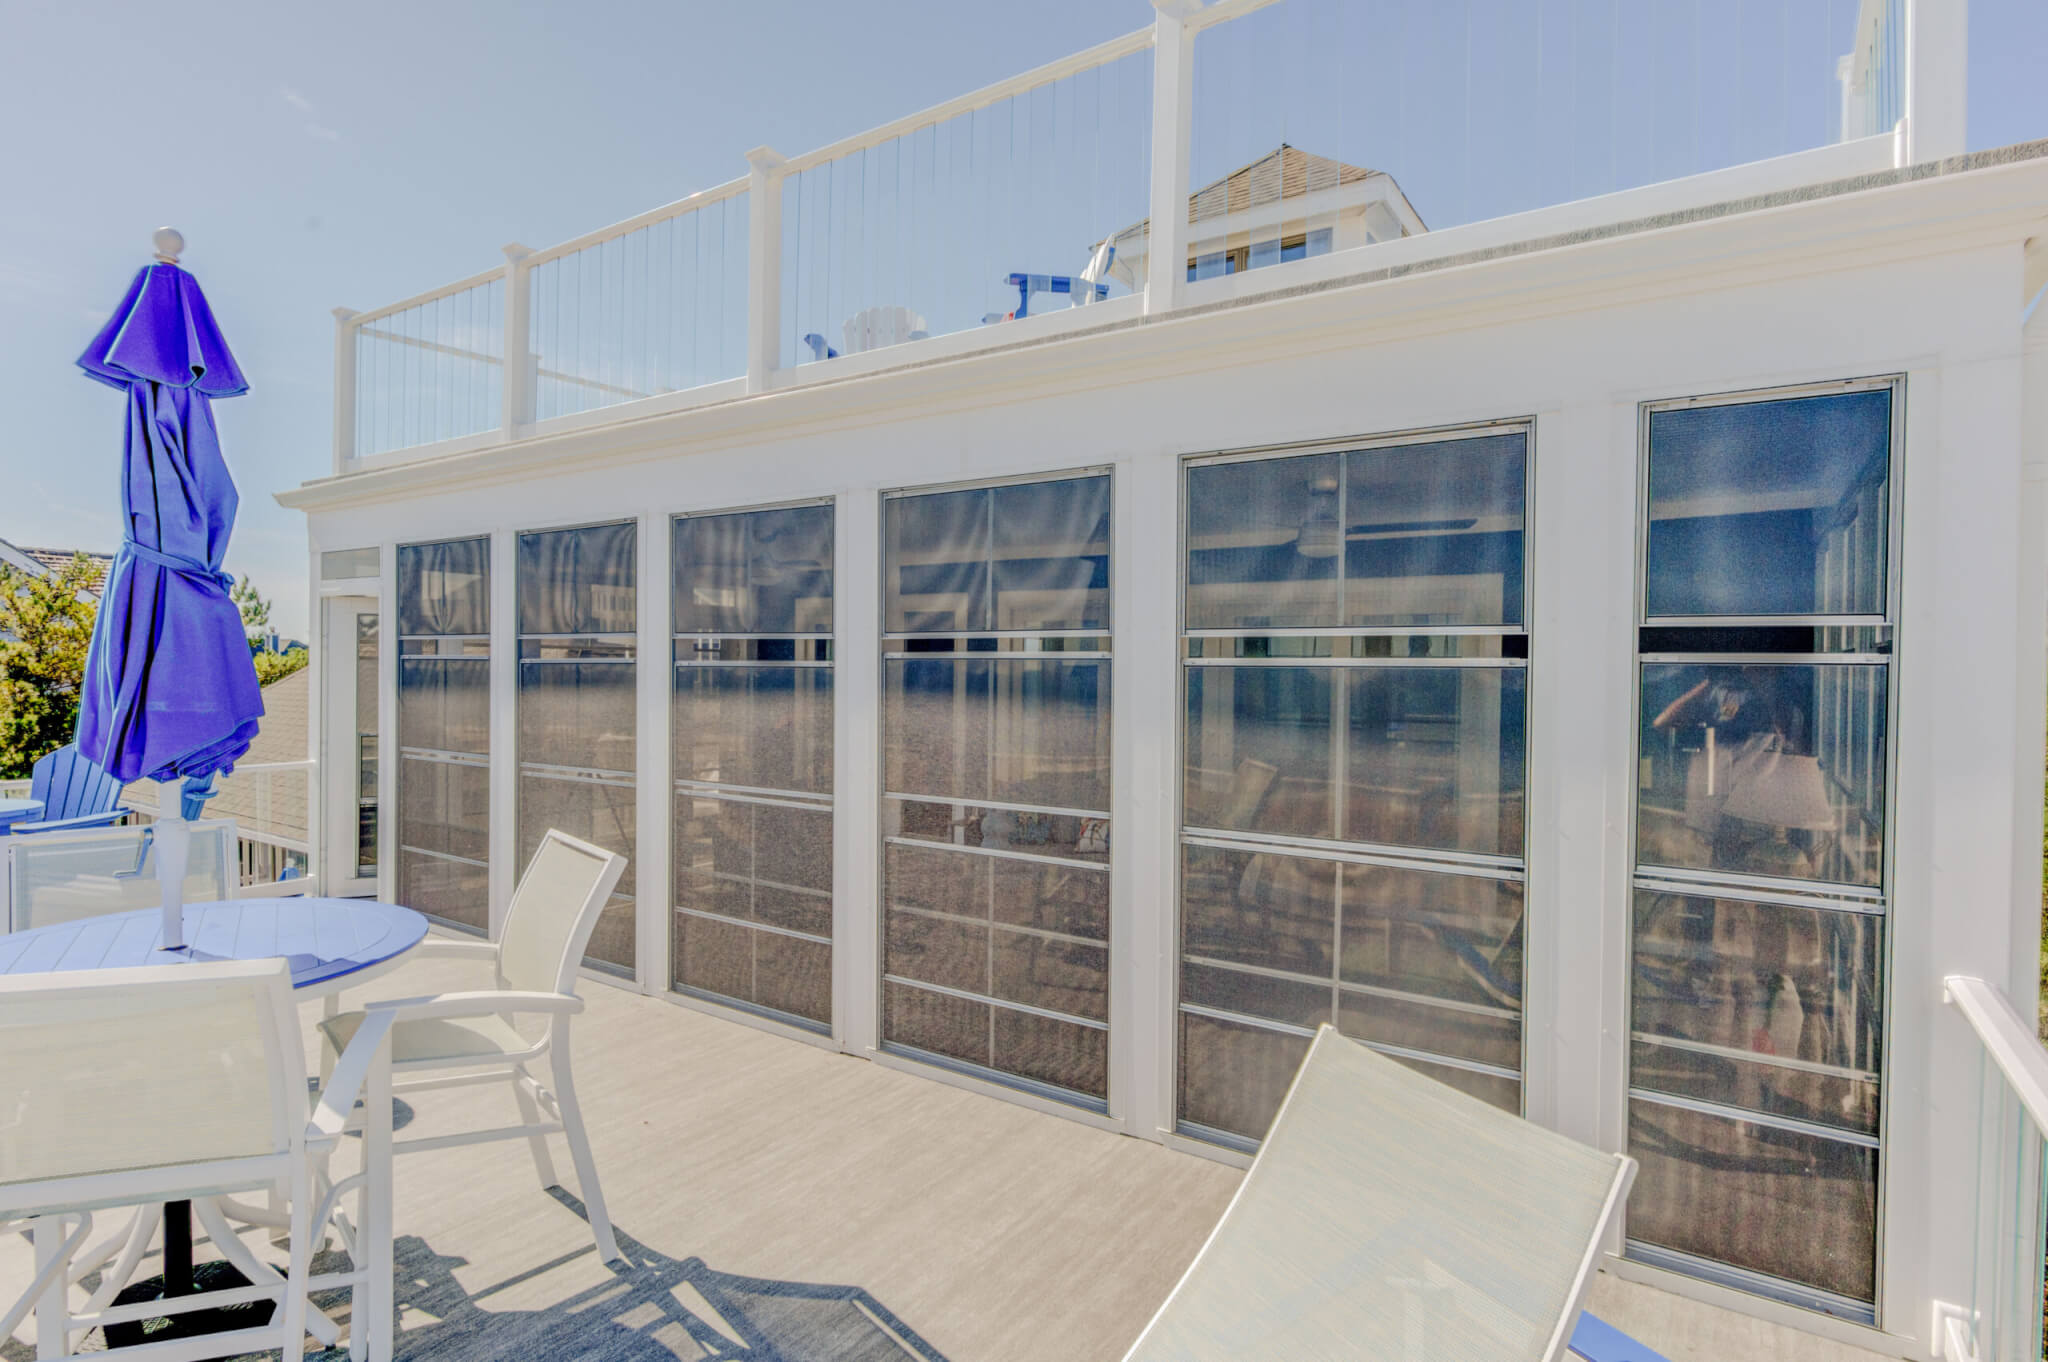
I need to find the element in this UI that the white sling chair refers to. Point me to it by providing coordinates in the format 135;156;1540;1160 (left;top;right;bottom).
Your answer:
319;828;628;1263
0;958;398;1362
1124;1025;1636;1362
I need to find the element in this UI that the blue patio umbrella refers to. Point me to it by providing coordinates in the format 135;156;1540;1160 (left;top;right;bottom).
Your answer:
75;229;263;949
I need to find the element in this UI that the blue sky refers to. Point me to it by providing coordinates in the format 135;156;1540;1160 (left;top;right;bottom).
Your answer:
2;0;2042;639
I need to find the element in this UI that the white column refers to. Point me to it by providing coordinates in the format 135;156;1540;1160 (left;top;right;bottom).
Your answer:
635;511;673;995
1902;0;1968;163
331;308;358;474
745;147;787;395
488;528;519;937
376;542;400;906
833;486;882;1055
1145;2;1200;315
1523;402;1633;1169
1113;450;1180;1137
501;243;534;437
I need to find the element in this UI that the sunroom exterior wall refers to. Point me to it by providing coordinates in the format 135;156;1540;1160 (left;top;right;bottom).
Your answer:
292;158;2048;1360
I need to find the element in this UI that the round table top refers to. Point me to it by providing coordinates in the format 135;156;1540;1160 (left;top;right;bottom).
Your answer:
0;897;429;993
0;797;45;824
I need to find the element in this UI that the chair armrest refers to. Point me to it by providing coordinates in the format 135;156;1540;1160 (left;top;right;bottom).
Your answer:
308;1008;400;1151
410;938;500;963
365;990;584;1023
11;808;129;836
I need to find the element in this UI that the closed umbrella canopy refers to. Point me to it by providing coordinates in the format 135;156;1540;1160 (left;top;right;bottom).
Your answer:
75;248;262;788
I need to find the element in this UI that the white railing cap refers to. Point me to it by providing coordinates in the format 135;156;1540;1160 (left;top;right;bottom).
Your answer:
1945;975;2048;1138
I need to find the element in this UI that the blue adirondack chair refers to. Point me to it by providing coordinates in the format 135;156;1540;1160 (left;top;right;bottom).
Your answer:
8;743;129;835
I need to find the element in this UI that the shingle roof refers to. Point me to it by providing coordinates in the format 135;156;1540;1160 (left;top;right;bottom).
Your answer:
2;542;117;598
122;666;311;847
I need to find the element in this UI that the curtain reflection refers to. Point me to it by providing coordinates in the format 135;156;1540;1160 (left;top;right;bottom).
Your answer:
518;522;637;975
396;538;492;934
1178;427;1530;1143
672;504;836;1031
881;475;1113;1102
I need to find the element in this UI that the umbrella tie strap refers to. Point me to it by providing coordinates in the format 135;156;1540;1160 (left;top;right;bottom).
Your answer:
121;540;236;593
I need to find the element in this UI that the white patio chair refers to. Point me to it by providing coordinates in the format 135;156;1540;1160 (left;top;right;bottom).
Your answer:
3;820;244;1312
6;820;236;933
1124;1025;1637;1362
319;828;628;1263
0;958;398;1362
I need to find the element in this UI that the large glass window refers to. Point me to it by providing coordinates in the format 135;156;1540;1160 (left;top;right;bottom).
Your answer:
672;502;835;1030
518;521;638;975
396;538;490;932
881;472;1112;1105
1178;425;1530;1146
1627;381;1897;1321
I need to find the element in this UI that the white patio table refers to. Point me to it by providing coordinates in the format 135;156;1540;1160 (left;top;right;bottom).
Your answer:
2;897;427;1358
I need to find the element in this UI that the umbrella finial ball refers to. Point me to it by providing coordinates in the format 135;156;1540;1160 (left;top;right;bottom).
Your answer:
152;227;184;264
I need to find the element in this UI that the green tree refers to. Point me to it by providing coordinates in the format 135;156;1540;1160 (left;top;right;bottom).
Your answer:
0;554;99;778
232;574;272;648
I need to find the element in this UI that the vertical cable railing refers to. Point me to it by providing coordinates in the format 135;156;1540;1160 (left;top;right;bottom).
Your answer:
351;274;504;460
525;185;750;423
1944;976;2048;1362
776;32;1152;368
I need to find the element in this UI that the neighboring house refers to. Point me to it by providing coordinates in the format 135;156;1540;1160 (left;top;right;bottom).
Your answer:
0;537;116;599
1101;144;1426;289
122;666;309;885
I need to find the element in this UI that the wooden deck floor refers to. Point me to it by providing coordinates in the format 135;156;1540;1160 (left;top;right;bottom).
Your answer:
3;947;1896;1361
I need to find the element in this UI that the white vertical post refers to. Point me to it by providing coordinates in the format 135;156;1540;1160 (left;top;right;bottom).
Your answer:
1902;0;1968;163
834;486;881;1055
501;243;534;437
635;510;672;996
1145;1;1201;316
488;527;519;937
745;147;787;395
1114;450;1178;1137
331;308;358;474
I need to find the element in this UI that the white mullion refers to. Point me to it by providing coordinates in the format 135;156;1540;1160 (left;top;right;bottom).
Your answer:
835;488;882;1055
636;511;672;995
488;529;518;938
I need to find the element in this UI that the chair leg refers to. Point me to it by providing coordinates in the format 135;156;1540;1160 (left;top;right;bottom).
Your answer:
549;1031;620;1264
31;1218;68;1361
192;1199;340;1349
364;1049;396;1362
511;1069;559;1190
80;1203;161;1313
280;1167;312;1362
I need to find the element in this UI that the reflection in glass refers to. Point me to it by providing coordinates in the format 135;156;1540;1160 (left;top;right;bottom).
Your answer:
1184;665;1524;856
519;522;637;974
1627;1098;1877;1304
1185;432;1526;632
673;503;833;635
673;666;833;794
1178;1011;1310;1141
1637;663;1886;888
885;658;1110;813
1177;841;1526;1132
885;475;1109;633
397;539;490;934
354;613;379;877
1631;888;1880;1135
882;476;1112;1102
1646;390;1891;619
671;503;836;1030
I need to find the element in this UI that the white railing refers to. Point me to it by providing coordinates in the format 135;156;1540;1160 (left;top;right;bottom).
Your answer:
1940;976;2048;1362
126;761;315;892
333;0;1949;472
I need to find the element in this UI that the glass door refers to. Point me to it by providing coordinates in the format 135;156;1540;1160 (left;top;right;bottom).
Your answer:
322;594;381;896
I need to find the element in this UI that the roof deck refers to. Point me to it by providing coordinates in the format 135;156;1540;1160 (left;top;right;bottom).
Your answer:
0;944;1903;1360
321;0;1958;480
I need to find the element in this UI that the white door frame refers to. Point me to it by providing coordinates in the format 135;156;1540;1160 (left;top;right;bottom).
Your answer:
321;593;382;897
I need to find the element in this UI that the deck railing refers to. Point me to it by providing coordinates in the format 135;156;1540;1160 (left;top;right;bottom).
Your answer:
1941;976;2048;1362
332;0;1952;472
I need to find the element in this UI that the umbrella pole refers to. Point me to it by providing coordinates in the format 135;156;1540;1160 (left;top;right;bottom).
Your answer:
154;785;193;952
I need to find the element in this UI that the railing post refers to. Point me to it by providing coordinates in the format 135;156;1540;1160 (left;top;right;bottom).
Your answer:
1145;1;1201;316
331;308;357;473
745;146;787;394
500;242;534;437
1902;0;1967;163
